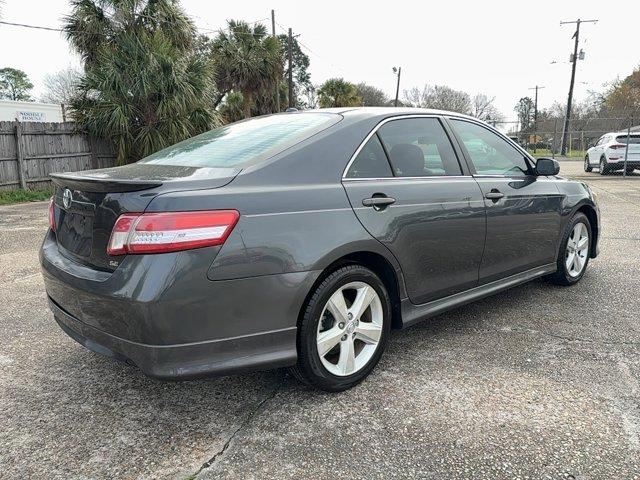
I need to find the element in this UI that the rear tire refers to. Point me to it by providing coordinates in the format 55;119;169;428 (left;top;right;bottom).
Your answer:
548;212;591;286
599;156;609;175
584;156;592;172
291;265;391;392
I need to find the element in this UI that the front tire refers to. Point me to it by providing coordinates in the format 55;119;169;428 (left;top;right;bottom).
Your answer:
599;156;609;175
292;265;391;392
584;156;593;172
548;212;591;286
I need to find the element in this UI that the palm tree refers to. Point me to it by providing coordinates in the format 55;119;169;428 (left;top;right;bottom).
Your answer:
317;78;362;108
64;0;218;164
212;21;282;119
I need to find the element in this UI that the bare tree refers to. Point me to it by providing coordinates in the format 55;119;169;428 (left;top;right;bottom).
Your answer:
355;83;388;106
40;67;81;104
403;84;470;114
471;94;504;123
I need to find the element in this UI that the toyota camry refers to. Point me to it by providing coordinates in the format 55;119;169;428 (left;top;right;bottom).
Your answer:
41;108;600;391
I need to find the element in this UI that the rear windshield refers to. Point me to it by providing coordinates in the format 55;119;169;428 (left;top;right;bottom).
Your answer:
139;113;341;168
615;135;640;144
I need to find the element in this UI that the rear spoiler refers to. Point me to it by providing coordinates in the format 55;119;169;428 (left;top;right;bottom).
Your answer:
50;173;162;193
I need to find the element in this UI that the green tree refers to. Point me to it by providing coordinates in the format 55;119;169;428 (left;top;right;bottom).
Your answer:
64;0;218;165
277;34;313;108
0;67;33;101
212;21;282;119
514;97;535;131
317;78;361;108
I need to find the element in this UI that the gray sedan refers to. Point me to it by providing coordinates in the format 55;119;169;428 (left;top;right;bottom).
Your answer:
41;108;600;391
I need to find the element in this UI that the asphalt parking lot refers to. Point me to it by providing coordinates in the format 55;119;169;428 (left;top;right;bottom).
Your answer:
1;160;639;480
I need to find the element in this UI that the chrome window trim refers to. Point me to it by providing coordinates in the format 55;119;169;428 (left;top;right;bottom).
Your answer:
342;175;473;182
342;114;450;180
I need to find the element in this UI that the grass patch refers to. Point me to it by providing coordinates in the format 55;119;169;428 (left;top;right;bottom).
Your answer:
527;149;587;159
0;188;53;206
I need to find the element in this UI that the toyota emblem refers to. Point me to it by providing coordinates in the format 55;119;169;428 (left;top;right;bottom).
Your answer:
62;188;72;209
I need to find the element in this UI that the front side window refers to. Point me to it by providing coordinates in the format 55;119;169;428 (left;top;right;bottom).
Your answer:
377;118;462;177
139;113;341;168
450;119;531;176
345;134;393;178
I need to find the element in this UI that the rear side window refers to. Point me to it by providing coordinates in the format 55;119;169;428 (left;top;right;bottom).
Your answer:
138;113;341;168
377;118;462;176
345;135;393;178
615;135;640;144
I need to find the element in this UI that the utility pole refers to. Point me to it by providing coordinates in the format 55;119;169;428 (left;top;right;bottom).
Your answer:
559;18;597;155
288;28;294;109
393;67;402;107
272;10;279;113
528;85;545;153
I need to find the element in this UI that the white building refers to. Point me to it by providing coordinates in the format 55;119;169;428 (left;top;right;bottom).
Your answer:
0;100;66;122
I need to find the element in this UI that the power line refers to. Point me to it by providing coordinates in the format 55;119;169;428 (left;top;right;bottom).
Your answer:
0;20;62;32
0;17;271;38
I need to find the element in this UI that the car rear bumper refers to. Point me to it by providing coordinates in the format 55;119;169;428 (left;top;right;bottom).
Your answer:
606;159;640;167
48;296;297;378
40;230;320;378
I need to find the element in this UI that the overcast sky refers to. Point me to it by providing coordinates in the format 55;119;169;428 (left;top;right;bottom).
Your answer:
1;0;637;121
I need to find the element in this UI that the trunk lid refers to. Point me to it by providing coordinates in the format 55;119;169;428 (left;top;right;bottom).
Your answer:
50;163;239;272
614;134;640;160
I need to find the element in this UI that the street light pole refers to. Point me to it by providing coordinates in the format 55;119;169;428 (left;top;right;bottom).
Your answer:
393;67;402;107
528;85;545;153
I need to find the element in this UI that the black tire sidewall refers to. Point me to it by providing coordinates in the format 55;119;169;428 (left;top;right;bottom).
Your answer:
600;157;608;175
297;266;391;391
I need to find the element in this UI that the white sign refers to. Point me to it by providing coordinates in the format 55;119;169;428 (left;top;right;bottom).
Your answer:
17;111;46;122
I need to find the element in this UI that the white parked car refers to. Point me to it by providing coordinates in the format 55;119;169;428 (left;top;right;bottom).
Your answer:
585;132;640;175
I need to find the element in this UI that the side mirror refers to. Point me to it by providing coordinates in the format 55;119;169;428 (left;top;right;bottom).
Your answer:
535;157;560;176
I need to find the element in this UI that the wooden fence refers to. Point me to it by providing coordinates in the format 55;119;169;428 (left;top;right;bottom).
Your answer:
0;121;116;191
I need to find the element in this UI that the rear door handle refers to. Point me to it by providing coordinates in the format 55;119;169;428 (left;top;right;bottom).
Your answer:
362;195;396;210
485;190;504;201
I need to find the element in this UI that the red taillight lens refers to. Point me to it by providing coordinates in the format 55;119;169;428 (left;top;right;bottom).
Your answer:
107;210;240;255
609;144;627;150
48;196;56;232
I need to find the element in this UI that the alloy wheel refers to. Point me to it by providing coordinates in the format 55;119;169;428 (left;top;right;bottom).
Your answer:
316;281;383;376
565;222;589;277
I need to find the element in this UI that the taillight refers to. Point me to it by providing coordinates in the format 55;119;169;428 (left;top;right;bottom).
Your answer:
609;144;627;150
107;210;239;255
48;196;56;232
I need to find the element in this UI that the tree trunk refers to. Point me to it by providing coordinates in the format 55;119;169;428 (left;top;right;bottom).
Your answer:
243;90;252;119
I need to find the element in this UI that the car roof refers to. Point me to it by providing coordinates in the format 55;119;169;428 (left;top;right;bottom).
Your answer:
306;106;481;122
602;131;640;137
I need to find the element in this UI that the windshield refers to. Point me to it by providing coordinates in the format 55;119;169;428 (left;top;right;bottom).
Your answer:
139;113;341;168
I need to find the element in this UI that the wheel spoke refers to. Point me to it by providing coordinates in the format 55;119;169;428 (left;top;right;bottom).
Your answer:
355;321;382;344
338;338;356;375
565;251;575;271
316;326;343;357
350;285;376;320
572;253;582;273
326;290;349;324
577;236;588;250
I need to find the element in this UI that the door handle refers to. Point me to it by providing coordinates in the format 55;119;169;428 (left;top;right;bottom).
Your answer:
485;190;504;201
362;195;396;210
